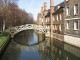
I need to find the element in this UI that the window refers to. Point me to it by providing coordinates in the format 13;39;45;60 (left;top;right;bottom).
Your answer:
46;19;47;22
58;6;60;9
57;15;58;20
60;14;62;20
66;7;69;16
59;24;62;31
48;18;49;23
66;0;68;1
55;25;57;30
74;4;78;15
67;21;69;29
74;20;78;30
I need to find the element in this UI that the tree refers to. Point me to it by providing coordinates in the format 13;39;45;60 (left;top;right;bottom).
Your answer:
0;0;35;31
0;0;18;31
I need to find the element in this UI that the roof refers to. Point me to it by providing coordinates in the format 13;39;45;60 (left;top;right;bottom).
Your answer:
53;2;64;15
53;6;64;15
45;9;50;17
45;1;64;17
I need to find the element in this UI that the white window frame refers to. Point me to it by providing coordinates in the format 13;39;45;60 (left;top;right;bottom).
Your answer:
58;6;60;9
74;4;78;15
67;21;69;29
60;14;62;20
57;15;58;20
66;0;68;1
66;7;69;16
59;24;62;31
74;20;78;30
46;18;47;22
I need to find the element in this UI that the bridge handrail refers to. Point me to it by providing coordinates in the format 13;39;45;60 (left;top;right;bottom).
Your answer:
9;24;44;38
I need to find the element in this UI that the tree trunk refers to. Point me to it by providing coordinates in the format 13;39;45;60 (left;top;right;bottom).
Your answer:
3;20;5;32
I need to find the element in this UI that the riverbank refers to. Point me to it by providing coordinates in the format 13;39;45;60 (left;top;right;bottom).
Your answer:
0;32;10;54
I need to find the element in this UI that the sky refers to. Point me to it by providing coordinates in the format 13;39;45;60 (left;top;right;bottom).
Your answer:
18;0;64;21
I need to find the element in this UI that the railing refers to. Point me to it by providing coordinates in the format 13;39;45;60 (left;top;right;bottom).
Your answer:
9;24;44;38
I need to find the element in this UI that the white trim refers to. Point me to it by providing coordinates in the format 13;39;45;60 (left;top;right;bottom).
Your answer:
66;0;68;1
57;15;58;20
66;6;70;16
60;14;62;20
67;21;69;29
58;6;60;9
65;18;80;20
59;24;62;31
74;20;78;30
74;3;78;15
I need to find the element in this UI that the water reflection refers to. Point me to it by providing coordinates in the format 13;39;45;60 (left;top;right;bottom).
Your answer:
1;30;80;60
38;38;80;60
14;30;44;46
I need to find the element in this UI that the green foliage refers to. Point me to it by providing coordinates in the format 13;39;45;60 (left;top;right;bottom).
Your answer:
0;32;9;48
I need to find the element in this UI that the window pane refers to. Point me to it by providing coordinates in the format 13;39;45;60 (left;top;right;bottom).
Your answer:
74;4;78;15
74;20;78;30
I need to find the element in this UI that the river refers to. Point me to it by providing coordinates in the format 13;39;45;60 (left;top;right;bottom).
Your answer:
1;30;80;60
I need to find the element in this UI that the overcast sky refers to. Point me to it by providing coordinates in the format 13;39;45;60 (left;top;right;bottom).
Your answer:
18;0;64;21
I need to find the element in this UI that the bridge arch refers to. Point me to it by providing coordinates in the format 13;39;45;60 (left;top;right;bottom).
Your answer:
9;24;44;38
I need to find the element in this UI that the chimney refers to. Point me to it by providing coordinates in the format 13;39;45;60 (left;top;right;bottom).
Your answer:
50;0;54;37
41;7;43;14
44;2;47;11
43;2;47;32
50;0;54;13
43;2;47;16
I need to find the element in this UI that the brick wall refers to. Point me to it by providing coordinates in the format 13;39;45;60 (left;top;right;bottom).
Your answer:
64;0;80;35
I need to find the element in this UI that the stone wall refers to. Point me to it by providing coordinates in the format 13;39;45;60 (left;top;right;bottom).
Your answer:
64;35;80;48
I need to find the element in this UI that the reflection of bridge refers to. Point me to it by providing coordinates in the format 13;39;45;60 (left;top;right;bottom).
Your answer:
9;24;44;37
12;40;47;51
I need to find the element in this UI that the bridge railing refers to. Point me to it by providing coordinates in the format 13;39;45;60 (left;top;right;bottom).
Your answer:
9;24;44;38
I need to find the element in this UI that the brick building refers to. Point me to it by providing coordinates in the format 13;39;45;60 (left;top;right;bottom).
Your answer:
43;2;48;32
64;0;80;48
45;9;50;36
37;13;43;25
44;0;54;37
52;2;65;41
44;0;65;40
64;0;80;35
38;0;80;48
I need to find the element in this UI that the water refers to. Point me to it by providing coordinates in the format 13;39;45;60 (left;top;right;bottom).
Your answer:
1;30;80;60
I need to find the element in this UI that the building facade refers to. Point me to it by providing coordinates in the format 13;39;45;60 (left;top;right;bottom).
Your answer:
64;0;80;35
44;0;54;37
44;0;65;40
37;13;43;25
43;2;48;32
38;0;80;48
64;0;80;48
53;2;65;41
45;9;50;37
